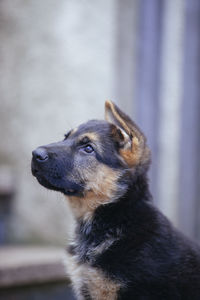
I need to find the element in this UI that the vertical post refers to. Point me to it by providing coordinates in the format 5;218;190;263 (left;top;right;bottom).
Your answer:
134;0;163;201
157;0;184;225
114;0;139;115
179;0;200;238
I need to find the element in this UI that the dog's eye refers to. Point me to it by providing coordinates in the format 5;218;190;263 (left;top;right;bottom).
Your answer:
83;145;94;153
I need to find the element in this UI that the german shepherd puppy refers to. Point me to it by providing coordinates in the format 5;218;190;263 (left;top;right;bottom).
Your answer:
32;101;200;299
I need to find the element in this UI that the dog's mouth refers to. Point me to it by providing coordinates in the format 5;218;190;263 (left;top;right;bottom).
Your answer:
31;162;81;196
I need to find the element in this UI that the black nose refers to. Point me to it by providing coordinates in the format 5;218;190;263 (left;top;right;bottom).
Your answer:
32;147;48;162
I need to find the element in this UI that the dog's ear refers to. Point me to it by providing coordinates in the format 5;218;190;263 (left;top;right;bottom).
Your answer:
105;100;151;168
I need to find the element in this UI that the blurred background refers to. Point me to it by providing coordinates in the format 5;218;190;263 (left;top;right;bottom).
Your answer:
0;0;200;299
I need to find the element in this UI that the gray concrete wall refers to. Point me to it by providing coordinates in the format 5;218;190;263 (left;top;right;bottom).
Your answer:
0;0;117;244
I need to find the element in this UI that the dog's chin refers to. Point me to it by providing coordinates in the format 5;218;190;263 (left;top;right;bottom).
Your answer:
34;174;82;196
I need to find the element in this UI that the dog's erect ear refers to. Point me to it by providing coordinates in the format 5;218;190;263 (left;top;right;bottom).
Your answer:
105;100;151;168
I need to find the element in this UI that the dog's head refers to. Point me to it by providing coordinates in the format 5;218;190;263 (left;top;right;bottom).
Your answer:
32;101;150;218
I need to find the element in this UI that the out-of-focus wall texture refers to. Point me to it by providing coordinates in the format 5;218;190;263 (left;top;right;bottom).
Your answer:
0;0;200;245
116;0;200;240
0;0;117;245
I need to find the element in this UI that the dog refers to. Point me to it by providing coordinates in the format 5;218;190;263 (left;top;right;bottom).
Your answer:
32;101;200;299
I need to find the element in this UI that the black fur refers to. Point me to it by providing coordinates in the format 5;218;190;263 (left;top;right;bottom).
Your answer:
70;173;200;299
80;285;92;300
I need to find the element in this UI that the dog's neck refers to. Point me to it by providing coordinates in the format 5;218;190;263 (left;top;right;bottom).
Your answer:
66;169;131;221
67;173;153;264
68;172;151;232
92;173;152;226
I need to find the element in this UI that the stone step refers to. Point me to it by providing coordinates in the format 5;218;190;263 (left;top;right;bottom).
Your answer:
0;246;76;300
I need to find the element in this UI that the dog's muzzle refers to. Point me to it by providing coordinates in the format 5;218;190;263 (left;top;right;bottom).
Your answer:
31;147;48;175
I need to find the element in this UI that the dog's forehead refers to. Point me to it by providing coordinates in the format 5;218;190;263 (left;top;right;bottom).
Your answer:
71;120;110;140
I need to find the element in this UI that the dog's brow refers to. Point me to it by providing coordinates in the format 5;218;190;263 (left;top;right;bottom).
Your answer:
79;132;99;143
79;136;91;145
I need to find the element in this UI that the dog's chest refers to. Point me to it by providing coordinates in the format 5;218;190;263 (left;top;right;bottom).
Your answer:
65;246;120;300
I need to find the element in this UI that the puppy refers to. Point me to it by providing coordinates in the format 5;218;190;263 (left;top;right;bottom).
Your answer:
32;101;200;299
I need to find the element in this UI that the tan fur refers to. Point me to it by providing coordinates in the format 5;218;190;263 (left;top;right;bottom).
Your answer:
105;100;144;141
64;102;150;299
78;132;99;143
65;161;123;299
65;249;121;300
120;136;140;166
105;100;132;136
120;136;150;167
68;164;121;219
105;100;151;167
70;127;78;136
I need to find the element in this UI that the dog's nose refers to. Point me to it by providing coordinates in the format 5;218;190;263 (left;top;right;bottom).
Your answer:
32;147;48;162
